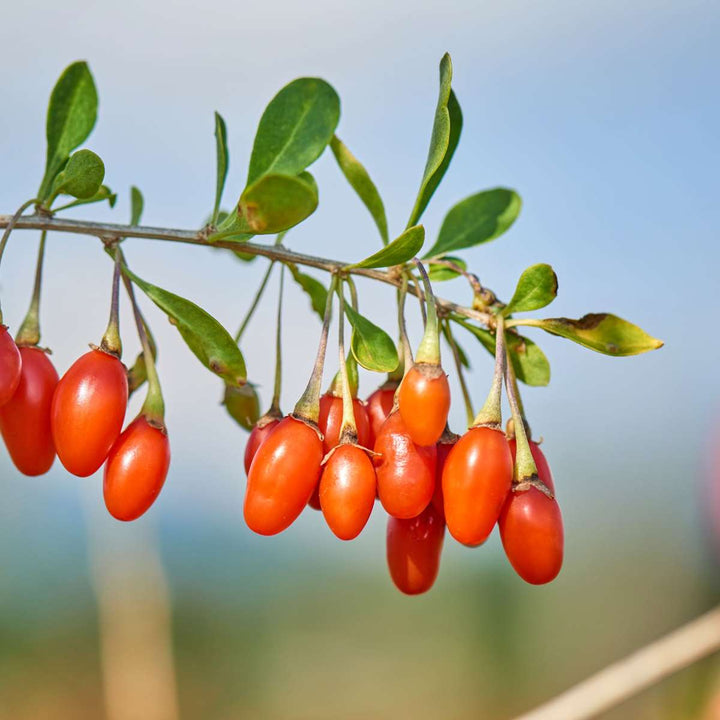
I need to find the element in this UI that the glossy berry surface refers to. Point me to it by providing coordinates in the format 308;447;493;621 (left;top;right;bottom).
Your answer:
104;416;171;521
442;426;512;546
365;385;396;445
244;415;323;535
320;444;376;540
397;364;451;447
374;411;436;519
244;417;281;475
0;325;22;406
51;349;128;477
318;393;372;454
386;503;445;595
431;436;456;517
499;440;563;584
0;347;58;476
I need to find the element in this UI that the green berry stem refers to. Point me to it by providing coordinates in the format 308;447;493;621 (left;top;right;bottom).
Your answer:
413;258;440;365
397;276;413;373
15;231;47;347
0;198;41;325
443;319;474;428
235;261;274;343
124;264;165;427
293;274;338;425
408;271;427;327
505;351;531;439
100;248;123;357
473;314;507;430
336;283;358;443
269;266;285;414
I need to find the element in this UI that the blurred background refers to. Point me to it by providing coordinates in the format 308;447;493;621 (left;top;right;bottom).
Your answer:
1;0;719;717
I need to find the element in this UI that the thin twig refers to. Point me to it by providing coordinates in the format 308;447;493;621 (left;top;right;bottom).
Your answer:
515;604;720;720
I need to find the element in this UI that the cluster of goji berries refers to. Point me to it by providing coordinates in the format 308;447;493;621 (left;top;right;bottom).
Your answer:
242;275;565;594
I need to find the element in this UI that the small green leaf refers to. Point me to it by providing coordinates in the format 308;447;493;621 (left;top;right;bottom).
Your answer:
38;61;98;201
347;225;425;269
344;304;398;373
407;53;463;228
287;264;327;320
428;256;467;281
50;149;104;200
213;112;229;224
330;135;388;244
124;268;246;385
454;320;549;386
518;314;664;356
503;263;558;316
247;77;340;185
222;173;318;236
52;184;116;212
425;188;521;257
131;186;144;226
223;383;260;431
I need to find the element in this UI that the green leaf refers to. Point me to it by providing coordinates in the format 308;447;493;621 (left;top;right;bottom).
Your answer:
247;77;340;185
330;135;388;244
287;264;327;320
425;188;521;257
38;61;98;201
503;263;558;316
518;314;664;356
344;304;398;373
454;320;549;386
407;53;463;227
347;225;424;269
213;112;229;223
131;186;144;226
52;184;116;212
124;268;247;385
223;383;260;431
428;256;467;282
50;149;105;200
221;173;319;236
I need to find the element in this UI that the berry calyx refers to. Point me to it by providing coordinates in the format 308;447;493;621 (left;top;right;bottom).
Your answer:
0;325;22;406
103;415;171;521
0;346;58;475
386;503;445;595
51;348;129;477
373;410;436;519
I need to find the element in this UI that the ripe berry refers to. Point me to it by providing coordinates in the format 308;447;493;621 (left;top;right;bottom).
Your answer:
365;383;397;444
319;444;376;540
104;416;171;521
0;325;22;406
0;347;58;475
308;483;321;510
499;440;563;584
51;349;128;477
244;415;323;535
373;411;436;519
318;393;372;454
432;430;458;517
244;415;281;475
442;426;513;546
397;363;450;447
386;503;445;595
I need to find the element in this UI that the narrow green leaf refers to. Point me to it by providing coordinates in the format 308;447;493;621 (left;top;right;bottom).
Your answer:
124;268;246;385
213;112;229;223
52;184;116;212
247;77;340;185
50;149;105;200
223;383;260;431
344;304;398;373
425;188;521;257
330;135;388;244
518;314;664;356
455;319;550;386
130;186;144;225
38;61;98;201
347;225;424;269
428;256;467;281
407;53;463;227
503;263;558;316
287;264;327;320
